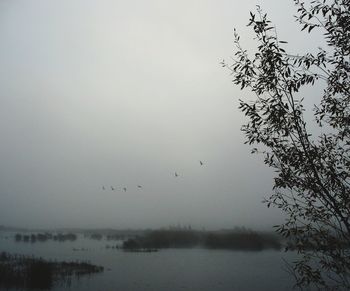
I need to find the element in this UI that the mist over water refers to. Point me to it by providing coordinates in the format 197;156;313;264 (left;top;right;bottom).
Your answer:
0;2;323;290
0;230;296;291
0;0;309;231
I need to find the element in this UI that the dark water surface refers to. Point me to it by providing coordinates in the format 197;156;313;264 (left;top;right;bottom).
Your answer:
0;232;296;290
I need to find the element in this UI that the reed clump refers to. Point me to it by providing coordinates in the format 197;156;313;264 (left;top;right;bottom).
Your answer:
0;252;103;290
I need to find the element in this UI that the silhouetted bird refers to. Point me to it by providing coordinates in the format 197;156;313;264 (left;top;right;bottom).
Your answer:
175;172;179;177
199;160;204;166
111;186;115;191
123;187;127;192
137;185;142;189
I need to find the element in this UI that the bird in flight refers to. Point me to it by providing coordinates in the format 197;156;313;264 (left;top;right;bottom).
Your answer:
102;186;105;190
123;187;127;192
199;160;204;166
137;185;142;189
175;172;179;177
111;186;115;191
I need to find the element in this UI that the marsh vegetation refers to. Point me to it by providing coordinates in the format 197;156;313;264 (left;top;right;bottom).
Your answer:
15;232;77;243
0;228;296;290
0;252;103;290
122;229;282;251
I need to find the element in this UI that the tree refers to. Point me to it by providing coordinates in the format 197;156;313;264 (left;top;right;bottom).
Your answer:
223;0;350;289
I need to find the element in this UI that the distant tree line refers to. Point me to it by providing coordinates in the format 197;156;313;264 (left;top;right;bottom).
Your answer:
15;232;77;243
122;229;282;251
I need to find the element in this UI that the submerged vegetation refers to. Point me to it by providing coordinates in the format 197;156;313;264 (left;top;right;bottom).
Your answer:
122;229;282;251
15;232;77;243
9;227;284;251
0;252;103;290
88;233;103;240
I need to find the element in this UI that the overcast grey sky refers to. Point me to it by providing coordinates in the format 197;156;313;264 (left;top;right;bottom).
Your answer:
0;0;322;229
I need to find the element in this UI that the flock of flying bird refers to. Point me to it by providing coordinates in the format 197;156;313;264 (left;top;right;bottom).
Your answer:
101;160;205;192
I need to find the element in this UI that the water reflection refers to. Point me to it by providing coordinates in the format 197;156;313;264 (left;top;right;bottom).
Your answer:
0;231;296;291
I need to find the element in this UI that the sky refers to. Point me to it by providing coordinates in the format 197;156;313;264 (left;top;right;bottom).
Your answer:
0;0;324;229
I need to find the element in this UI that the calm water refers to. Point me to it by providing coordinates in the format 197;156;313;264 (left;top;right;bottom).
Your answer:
0;232;296;291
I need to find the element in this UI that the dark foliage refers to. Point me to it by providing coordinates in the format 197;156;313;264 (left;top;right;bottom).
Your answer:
15;232;77;243
223;0;350;289
27;260;53;289
0;252;103;290
204;232;281;251
90;233;103;240
122;229;281;251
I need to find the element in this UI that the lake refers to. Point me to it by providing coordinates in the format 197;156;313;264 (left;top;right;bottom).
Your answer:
0;232;296;290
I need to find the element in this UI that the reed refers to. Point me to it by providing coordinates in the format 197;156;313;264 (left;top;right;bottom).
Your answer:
0;252;103;290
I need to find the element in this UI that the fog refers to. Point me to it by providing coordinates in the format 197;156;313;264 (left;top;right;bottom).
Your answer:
0;0;323;229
